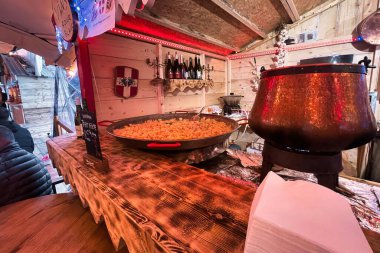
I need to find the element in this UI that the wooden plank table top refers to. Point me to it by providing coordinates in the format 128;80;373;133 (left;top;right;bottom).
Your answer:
46;133;380;253
47;133;255;253
0;193;128;253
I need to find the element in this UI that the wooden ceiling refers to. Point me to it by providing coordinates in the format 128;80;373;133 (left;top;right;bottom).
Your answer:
137;0;330;53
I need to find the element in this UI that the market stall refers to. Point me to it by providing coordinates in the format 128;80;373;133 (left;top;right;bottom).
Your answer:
51;0;380;252
1;0;380;252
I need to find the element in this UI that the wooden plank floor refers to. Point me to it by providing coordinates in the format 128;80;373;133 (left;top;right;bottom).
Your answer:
0;194;128;253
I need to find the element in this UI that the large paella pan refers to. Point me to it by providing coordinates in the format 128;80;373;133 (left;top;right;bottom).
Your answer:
106;113;239;150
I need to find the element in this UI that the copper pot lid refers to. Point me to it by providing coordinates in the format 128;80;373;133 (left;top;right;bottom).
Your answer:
221;93;244;98
358;9;380;45
261;63;366;78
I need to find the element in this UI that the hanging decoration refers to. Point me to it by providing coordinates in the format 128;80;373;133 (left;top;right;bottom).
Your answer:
52;0;157;53
273;24;288;68
52;0;78;54
71;0;156;39
250;57;260;92
72;0;116;39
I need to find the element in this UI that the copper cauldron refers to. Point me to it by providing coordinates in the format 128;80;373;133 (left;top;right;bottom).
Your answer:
249;64;376;152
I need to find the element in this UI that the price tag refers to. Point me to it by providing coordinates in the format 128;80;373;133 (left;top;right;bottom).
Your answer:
82;110;103;160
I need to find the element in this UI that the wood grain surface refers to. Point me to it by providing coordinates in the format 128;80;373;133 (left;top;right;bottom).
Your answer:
47;132;256;252
46;132;380;253
0;193;128;253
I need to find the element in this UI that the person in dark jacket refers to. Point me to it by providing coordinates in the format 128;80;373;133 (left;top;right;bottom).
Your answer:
0;126;52;206
0;107;34;153
0;89;6;108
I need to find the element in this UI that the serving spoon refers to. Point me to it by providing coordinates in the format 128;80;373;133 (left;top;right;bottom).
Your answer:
192;106;206;121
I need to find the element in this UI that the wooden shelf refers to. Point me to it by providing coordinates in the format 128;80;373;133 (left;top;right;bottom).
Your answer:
164;79;213;92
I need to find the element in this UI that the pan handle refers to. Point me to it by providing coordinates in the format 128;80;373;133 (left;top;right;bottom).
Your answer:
236;118;249;126
98;120;115;126
172;110;190;114
147;142;182;148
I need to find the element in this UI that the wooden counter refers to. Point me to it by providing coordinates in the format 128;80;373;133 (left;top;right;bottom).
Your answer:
47;133;256;253
47;133;380;253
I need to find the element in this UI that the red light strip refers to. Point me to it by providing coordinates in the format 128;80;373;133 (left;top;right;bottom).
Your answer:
109;28;227;60
228;36;360;60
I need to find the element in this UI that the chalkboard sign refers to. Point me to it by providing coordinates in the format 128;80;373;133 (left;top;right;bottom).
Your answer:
82;111;103;160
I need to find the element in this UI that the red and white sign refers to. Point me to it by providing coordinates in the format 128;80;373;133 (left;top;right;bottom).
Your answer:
115;66;139;99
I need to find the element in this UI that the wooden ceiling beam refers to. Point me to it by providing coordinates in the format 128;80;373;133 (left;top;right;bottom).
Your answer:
136;12;240;52
279;0;300;22
208;0;267;38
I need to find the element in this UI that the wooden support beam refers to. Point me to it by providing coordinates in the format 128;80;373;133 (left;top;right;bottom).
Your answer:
226;59;232;95
208;0;267;38
200;53;206;107
75;40;96;113
242;0;347;52
279;0;300;22
136;12;239;52
0;23;62;66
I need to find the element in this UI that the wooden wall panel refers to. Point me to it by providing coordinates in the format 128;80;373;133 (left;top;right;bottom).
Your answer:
317;5;338;39
205;57;225;107
92;79;157;102
89;54;155;80
18;77;54;109
205;81;224;94
95;98;159;121
164;93;203;112
89;34;156;61
89;34;227;119
88;34;159;121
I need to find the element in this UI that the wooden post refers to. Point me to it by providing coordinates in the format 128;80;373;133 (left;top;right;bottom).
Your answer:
52;68;59;137
371;46;380;92
226;59;232;95
75;40;96;113
155;43;164;114
200;53;206;107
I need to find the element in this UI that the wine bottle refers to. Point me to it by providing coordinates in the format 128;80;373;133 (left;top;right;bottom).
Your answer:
75;97;83;139
165;52;173;79
178;55;183;79
188;57;195;79
182;56;188;79
173;52;181;79
196;57;202;79
194;56;198;77
198;58;203;79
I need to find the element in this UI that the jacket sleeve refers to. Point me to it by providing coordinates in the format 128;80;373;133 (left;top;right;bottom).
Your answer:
29;132;34;152
0;150;52;206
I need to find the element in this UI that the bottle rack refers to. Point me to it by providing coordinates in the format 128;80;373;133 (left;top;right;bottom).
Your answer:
164;79;213;93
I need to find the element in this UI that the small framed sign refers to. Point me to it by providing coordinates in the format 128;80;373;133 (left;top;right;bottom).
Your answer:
82;110;103;160
52;0;78;42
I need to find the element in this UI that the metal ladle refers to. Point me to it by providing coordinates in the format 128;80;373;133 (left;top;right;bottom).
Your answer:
192;106;206;120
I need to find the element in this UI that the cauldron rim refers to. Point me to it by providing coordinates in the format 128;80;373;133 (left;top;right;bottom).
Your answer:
261;63;366;79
